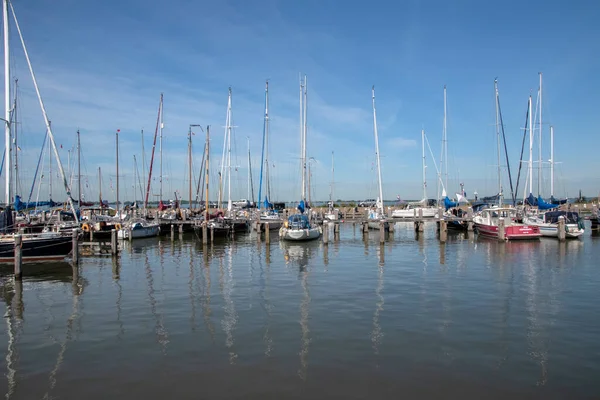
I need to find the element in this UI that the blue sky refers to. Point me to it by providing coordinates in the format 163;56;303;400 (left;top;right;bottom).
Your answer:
6;0;600;203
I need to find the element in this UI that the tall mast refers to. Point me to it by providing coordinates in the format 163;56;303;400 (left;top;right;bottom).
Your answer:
188;125;192;210
141;129;146;202
329;151;334;205
247;137;251;201
550;126;554;197
159;93;163;202
205;125;210;222
116;130;119;216
48;121;52;200
144;95;161;209
12;78;17;197
227;87;232;213
528;94;533;195
98;167;102;208
538;72;542;196
494;79;502;205
257;81;268;209
10;2;77;220
264;82;271;201
299;75;305;202
3;0;10;205
219;89;231;209
372;86;384;215
302;75;308;203
443;85;448;193
422;129;427;200
77;129;81;206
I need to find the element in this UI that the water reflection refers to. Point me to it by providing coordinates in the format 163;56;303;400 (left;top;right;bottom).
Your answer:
201;249;216;342
144;253;169;354
259;248;273;357
112;258;124;340
219;247;239;364
2;278;23;400
43;280;81;400
371;261;384;358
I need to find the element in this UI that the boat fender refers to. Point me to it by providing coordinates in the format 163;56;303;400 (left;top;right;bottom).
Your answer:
115;223;122;231
81;223;90;232
284;221;288;228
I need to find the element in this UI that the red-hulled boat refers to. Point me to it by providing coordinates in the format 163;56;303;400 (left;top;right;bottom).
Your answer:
473;207;541;240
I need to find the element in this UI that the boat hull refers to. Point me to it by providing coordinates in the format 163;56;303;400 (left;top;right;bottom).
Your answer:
392;208;437;218
0;234;73;263
118;224;160;240
259;218;283;230
474;223;541;240
367;220;390;231
279;227;321;241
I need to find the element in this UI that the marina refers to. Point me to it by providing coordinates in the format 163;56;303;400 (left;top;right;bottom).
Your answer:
0;0;598;398
1;221;600;399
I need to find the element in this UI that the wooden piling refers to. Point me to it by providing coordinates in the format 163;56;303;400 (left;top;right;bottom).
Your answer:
179;224;184;234
89;226;94;241
323;222;329;245
14;235;22;280
210;225;214;243
171;224;175;241
498;218;505;241
265;222;270;244
334;222;340;234
111;229;118;255
439;220;447;243
202;223;208;245
379;220;385;244
72;229;79;264
362;221;369;234
557;216;566;241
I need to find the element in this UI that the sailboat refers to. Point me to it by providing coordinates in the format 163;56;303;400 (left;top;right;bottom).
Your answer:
258;80;283;230
220;87;248;233
0;0;77;262
279;75;321;241
324;151;340;221
366;86;389;231
392;130;438;218
473;79;541;240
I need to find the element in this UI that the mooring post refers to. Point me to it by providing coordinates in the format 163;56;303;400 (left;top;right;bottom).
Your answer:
89;225;94;241
256;221;262;241
498;218;505;241
439;219;447;243
179;224;184;234
72;229;79;264
14;235;22;280
363;221;369;234
379;220;385;244
171;224;175;241
265;222;270;244
323;222;329;245
557;216;566;241
210;225;214;243
111;229;118;255
202;222;208;245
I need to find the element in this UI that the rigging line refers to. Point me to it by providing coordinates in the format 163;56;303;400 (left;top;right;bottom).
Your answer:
497;90;516;205
514;99;529;203
27;130;48;204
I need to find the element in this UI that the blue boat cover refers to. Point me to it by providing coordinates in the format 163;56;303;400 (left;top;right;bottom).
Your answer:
537;195;558;210
288;214;310;229
443;196;458;210
263;196;273;210
14;195;57;211
297;200;306;214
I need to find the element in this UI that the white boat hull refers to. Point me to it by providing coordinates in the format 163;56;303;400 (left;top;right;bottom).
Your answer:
392;207;437;218
259;218;283;230
279;227;321;241
118;224;160;239
524;220;584;238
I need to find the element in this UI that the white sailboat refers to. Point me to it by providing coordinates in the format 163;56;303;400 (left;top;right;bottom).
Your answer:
367;86;389;231
392;129;438;218
279;75;321;241
324;151;340;221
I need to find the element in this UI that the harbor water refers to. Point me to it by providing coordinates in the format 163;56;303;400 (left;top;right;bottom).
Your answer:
1;222;599;399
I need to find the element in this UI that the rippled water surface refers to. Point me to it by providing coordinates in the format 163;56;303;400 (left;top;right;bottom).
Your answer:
1;222;599;399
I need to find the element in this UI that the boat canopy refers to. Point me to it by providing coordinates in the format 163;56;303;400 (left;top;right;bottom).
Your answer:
288;214;310;229
14;195;57;211
544;211;579;224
